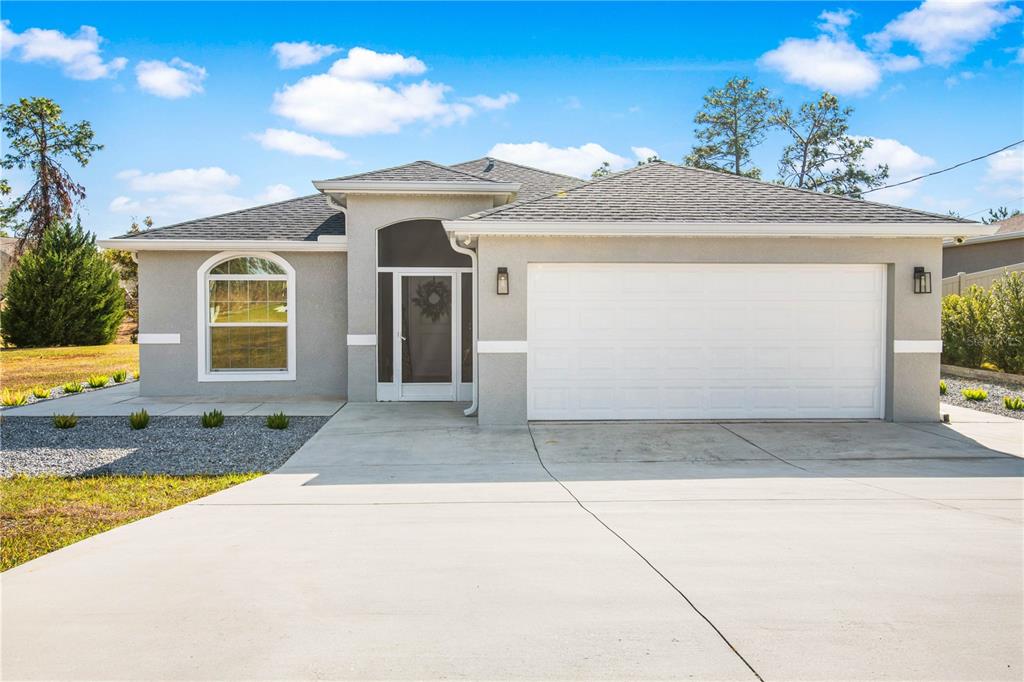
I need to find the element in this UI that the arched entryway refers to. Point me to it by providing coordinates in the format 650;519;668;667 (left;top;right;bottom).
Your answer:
376;219;473;401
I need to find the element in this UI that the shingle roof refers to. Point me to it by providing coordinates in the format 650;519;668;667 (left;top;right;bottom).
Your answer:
450;157;584;200
119;194;345;241
995;213;1024;234
329;160;500;183
463;161;972;224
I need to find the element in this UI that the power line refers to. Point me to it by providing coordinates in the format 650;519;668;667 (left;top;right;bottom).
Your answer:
961;197;1024;219
854;139;1024;197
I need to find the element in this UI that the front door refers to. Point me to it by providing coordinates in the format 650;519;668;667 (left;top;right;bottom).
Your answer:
398;273;456;400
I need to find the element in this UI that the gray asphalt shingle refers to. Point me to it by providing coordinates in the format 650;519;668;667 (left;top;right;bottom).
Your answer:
329;160;500;183
451;157;584;200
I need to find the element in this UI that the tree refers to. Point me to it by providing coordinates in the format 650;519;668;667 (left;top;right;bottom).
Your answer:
981;206;1022;225
103;216;151;342
684;77;778;179
2;219;124;347
0;97;102;249
591;161;613;179
772;92;888;197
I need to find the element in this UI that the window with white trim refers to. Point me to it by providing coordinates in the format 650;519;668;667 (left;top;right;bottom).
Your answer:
203;255;292;375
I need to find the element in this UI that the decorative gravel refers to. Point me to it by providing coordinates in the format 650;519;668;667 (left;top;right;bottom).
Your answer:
0;416;328;477
941;374;1024;421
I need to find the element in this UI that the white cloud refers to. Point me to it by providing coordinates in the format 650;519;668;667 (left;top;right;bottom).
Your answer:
880;54;922;72
136;58;206;99
272;41;340;69
981;147;1024;198
486;142;632;178
251;128;347;160
817;9;856;35
272;46;504;136
464;92;519;111
1;21;126;79
1016;46;1024;63
758;34;882;94
327;47;426;80
110;167;297;222
631;146;660;162
944;70;977;88
853;137;935;202
867;0;1021;67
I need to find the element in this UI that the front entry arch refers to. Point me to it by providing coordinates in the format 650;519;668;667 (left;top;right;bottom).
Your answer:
376;220;473;401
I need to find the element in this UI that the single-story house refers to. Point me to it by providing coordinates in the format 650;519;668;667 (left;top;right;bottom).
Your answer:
99;158;994;424
942;213;1024;294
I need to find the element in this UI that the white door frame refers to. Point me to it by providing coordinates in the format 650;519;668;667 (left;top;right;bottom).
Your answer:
377;267;472;402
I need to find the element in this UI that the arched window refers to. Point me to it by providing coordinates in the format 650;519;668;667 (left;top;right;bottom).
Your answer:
197;253;296;381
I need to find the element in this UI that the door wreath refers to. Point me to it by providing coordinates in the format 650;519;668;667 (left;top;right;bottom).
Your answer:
412;278;451;322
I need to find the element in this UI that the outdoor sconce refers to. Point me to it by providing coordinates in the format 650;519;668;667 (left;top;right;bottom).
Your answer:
913;266;932;294
496;267;510;295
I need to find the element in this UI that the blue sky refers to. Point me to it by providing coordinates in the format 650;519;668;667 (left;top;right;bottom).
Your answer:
2;1;1022;238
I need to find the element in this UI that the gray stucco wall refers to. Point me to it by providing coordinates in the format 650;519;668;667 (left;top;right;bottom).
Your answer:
943;237;1024;277
137;250;347;398
341;194;498;401
475;236;943;424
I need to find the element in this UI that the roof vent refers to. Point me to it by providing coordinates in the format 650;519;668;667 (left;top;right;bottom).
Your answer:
483;160;495;173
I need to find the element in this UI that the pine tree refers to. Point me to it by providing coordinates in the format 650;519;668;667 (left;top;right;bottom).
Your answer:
2;219;124;347
684;77;778;178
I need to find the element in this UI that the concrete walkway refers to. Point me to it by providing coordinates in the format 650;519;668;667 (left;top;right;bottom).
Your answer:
0;382;345;416
2;404;1021;680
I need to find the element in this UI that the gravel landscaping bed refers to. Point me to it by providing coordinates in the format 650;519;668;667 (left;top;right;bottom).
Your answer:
941;374;1024;420
0;416;328;477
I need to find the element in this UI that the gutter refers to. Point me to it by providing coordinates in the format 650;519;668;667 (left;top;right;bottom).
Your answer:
449;234;479;418
97;236;347;252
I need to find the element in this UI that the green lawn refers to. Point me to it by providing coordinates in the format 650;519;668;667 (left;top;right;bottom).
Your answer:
0;474;259;571
1;344;139;394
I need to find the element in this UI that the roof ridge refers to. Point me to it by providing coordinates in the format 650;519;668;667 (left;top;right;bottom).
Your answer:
462;161;658;220
418;159;501;183
452;156;585;183
121;193;328;239
674;162;974;224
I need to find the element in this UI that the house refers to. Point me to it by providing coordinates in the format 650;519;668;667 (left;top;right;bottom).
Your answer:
99;158;994;424
942;214;1024;294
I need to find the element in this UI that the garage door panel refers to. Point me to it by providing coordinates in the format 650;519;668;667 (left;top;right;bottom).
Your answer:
527;263;885;420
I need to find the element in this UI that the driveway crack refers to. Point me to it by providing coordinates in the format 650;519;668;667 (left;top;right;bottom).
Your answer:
527;424;765;682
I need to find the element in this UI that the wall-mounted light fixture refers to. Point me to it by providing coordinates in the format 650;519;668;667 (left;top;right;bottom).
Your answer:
496;267;510;295
913;266;932;294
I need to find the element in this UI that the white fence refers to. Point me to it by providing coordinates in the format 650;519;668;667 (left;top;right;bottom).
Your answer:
942;263;1024;296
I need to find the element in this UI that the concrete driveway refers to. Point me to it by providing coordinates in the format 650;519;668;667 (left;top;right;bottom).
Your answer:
3;405;1022;681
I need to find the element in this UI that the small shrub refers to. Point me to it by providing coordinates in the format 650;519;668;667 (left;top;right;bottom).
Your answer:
129;409;150;430
53;414;79;429
135;371;141;380
939;380;947;396
31;386;51;400
201;409;225;428
266;412;289;430
111;369;128;383
1;389;28;406
980;362;1001;372
62;381;83;394
87;374;109;389
961;388;988;401
1004;396;1024;411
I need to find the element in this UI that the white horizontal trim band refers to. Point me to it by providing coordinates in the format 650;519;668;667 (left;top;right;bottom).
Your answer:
97;238;347;252
444;220;995;239
894;340;942;353
347;334;377;346
478;340;528;353
137;333;180;345
314;180;520;194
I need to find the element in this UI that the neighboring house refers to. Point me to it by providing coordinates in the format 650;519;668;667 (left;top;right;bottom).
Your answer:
942;214;1024;294
99;158;993;424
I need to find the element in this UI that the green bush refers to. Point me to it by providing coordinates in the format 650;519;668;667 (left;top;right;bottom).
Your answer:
988;272;1024;374
941;286;991;368
1003;396;1024;411
87;374;109;388
1;220;125;347
31;386;51;399
111;369;128;383
961;388;988;401
201;409;225;428
939;380;947;395
266;412;289;430
129;409;150;430
941;272;1024;374
62;381;83;394
1;389;28;406
53;414;78;429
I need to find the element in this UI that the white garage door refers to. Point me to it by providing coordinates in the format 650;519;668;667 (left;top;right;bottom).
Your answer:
527;263;886;420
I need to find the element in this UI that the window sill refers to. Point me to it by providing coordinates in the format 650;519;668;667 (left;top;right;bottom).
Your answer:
198;371;296;382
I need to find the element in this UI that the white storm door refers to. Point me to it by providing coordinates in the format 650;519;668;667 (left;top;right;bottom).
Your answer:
397;273;457;401
527;263;886;420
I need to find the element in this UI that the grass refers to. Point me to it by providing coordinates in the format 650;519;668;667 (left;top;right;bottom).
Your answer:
0;344;139;394
0;473;259;571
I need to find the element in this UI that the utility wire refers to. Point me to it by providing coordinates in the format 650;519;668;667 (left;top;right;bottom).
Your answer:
853;139;1024;197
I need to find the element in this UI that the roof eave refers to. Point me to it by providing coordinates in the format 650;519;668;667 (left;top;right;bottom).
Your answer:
943;230;1024;247
442;220;996;239
97;236;347;252
313;180;520;195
